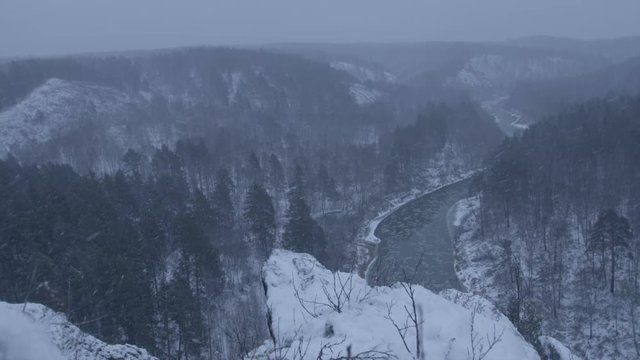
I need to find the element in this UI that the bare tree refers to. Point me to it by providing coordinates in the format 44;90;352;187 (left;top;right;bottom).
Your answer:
253;326;395;360
466;307;504;360
292;271;374;318
315;337;396;360
385;253;425;359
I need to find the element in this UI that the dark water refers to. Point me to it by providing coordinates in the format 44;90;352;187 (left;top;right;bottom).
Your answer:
368;177;474;291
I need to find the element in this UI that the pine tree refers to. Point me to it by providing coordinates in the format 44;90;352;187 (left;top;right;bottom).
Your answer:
588;209;632;293
316;163;339;205
112;221;156;350
167;263;206;359
211;168;235;250
122;149;144;180
246;150;263;184
283;166;327;260
268;154;285;196
244;182;276;258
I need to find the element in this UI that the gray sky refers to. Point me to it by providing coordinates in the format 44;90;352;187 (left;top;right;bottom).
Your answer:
2;0;640;58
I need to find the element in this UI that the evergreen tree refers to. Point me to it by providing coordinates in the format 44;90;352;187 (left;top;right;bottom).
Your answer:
587;209;632;293
246;150;263;184
268;154;285;196
507;298;543;352
166;263;206;360
111;221;156;350
121;149;144;180
316;163;339;201
283;166;327;260
244;182;276;258
211;168;235;251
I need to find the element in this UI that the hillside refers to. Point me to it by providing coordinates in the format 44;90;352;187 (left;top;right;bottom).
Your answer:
455;95;640;359
0;48;412;169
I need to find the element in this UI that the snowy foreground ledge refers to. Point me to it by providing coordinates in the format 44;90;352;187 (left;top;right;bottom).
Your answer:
249;250;540;360
0;302;157;360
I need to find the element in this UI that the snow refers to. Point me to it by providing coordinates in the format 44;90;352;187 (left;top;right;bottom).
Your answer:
449;197;505;301
450;196;637;359
0;78;131;156
0;303;63;360
452;55;574;90
224;71;244;103
330;62;396;83
450;196;476;227
160;249;182;284
349;83;381;105
250;250;540;360
539;336;582;360
329;62;390;105
0;302;157;360
480;96;530;136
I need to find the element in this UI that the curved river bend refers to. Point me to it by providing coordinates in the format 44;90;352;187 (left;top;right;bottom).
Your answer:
367;177;474;292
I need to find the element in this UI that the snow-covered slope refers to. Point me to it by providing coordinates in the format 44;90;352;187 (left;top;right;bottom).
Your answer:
0;302;157;360
0;78;146;159
349;83;382;105
450;54;576;91
250;250;539;360
330;61;396;84
450;197;632;359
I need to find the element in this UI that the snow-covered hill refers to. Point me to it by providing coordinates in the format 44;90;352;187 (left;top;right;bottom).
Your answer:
0;78;136;156
450;54;577;91
0;48;408;170
250;250;540;359
330;61;396;84
0;302;157;360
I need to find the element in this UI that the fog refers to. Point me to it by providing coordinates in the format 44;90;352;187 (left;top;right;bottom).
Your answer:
2;0;640;57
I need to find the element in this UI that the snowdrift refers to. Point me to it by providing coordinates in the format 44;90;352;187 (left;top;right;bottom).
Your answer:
250;250;540;359
0;302;157;360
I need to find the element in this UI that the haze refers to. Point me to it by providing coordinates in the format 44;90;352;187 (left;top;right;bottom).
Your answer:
2;0;640;57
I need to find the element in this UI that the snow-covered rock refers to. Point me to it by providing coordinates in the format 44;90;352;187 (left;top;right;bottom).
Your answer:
0;302;157;360
250;250;540;360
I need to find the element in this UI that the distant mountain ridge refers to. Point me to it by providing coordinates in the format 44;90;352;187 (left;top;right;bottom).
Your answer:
0;47;408;170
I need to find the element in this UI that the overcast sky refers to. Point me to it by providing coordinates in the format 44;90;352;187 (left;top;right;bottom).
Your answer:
2;0;640;58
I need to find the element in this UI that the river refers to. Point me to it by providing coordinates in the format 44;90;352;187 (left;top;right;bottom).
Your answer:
367;177;475;292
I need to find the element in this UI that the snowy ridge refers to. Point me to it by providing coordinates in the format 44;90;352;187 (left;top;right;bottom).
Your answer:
0;78;132;155
224;71;244;104
349;83;381;105
0;302;157;360
250;250;540;359
329;61;390;105
451;55;575;90
330;61;396;83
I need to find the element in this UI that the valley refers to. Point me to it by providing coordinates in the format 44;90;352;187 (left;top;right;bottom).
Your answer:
1;34;640;360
